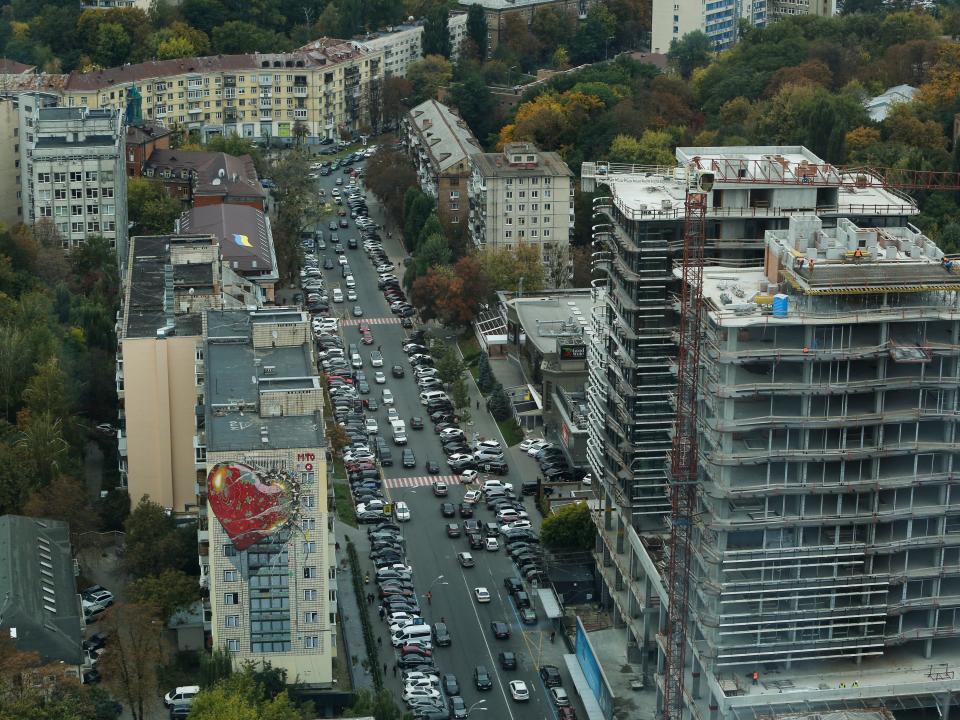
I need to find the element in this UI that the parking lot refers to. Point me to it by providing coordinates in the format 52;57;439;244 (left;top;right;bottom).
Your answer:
305;151;588;719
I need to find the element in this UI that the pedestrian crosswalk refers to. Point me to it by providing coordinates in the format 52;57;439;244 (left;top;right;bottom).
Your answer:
384;474;460;489
342;316;402;326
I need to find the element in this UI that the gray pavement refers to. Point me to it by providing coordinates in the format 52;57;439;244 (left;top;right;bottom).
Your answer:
306;162;587;719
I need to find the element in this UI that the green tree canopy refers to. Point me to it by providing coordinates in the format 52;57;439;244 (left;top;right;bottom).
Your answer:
466;4;488;60
541;501;594;550
423;4;451;58
124;569;202;621
127;178;181;235
668;30;713;79
123;497;199;579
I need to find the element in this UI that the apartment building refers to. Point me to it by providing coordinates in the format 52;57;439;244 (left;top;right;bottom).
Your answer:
469;142;574;262
61;42;384;144
357;13;468;78
403;99;481;232
201;309;335;687
26;107;128;265
143;149;267;210
579;146;922;696
459;0;592;53
651;0;834;53
179;203;280;301
117;234;260;511
654;215;960;719
125;122;172;177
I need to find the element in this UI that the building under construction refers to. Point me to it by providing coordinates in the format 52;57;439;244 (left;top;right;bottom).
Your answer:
583;147;960;719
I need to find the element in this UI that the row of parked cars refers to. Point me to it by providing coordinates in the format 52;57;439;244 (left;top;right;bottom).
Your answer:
364;236;416;319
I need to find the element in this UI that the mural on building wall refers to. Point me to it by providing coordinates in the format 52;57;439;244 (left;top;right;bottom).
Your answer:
207;461;302;551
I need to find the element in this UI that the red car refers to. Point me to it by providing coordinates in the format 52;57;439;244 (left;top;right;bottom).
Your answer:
401;644;432;657
358;323;371;334
558;707;577;720
361;334;374;345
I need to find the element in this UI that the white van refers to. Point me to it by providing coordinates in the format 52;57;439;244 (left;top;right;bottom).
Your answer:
419;390;448;406
392;419;408;445
345;275;356;289
332;288;344;303
392;623;432;647
164;685;200;708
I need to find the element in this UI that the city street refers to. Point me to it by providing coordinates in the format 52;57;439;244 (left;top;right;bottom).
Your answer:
309;158;586;720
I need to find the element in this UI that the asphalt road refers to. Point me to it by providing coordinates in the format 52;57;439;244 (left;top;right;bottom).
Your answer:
309;159;582;720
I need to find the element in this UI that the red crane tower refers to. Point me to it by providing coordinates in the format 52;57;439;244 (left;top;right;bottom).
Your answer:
659;159;960;720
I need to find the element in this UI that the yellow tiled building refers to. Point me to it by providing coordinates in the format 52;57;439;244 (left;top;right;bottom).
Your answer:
59;40;385;143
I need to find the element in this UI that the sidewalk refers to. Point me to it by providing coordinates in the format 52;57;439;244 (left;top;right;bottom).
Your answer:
336;525;376;691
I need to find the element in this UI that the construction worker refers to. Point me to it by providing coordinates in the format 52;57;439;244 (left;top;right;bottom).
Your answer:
752;671;759;685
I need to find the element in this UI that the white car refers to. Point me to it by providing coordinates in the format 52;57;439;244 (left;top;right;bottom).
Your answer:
338;255;348;265
526;440;551;455
347;289;358;301
475;440;502;452
382;564;414;575
374;371;386;384
365;418;379;434
483;479;513;493
463;489;481;504
582;473;593;485
382;389;394;405
404;678;438;691
439;428;464;439
370;351;384;367
163;686;200;708
388;611;419;626
500;520;532;532
485;537;500;552
387;408;400;422
509;680;530;702
519;438;543;452
402;671;439;684
402;688;441;703
460;470;480;485
474;587;491;603
497;509;529;522
394;501;411;522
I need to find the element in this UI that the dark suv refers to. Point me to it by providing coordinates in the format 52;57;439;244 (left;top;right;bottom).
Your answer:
474;665;493;690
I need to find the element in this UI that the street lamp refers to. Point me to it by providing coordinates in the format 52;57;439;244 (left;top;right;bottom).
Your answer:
466;699;488;716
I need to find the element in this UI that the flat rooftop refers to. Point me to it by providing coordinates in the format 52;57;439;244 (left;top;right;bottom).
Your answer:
123;235;217;339
508;292;593;355
204;311;324;453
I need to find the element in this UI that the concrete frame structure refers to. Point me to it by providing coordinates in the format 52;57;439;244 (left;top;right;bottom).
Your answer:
27;106;128;265
402;99;481;232
580;146;942;719
200;309;335;688
469;142;574;263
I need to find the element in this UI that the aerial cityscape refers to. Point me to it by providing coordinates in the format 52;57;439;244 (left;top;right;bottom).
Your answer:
0;0;958;719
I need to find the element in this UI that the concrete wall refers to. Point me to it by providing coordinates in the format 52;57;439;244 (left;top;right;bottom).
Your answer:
123;335;202;512
0;100;21;229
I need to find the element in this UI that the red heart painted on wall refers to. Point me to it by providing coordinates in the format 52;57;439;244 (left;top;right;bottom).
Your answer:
207;462;293;551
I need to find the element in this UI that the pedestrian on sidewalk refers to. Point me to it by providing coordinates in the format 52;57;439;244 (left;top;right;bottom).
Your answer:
378;605;385;620
426;591;432;605
550;630;556;643
377;637;383;648
393;664;398;677
383;662;387;675
476;400;480;409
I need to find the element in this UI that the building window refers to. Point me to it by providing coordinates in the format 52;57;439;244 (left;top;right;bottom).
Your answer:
224;592;239;605
304;589;318;601
69;171;82;182
223;570;237;582
38;206;51;218
86;221;100;232
71;221;83;233
302;495;315;508
506;191;513;199
54;172;65;183
226;615;240;628
449;191;459;199
71;205;82;216
303;541;316;553
544;203;551;210
84;171;98;182
544;229;551;237
54;188;66;200
544;177;552;185
519;191;526;198
303;611;318;624
85;188;99;198
302;518;316;530
505;231;512;238
37;172;50;183
305;636;320;649
329;589;337;602
71;188;83;199
531;190;539;198
227;639;240;651
531;229;539;237
452;214;459;223
86;204;99;215
505;217;512;225
505;178;513;185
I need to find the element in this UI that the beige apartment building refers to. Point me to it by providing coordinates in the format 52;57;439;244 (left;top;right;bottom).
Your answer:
201;309;334;687
117;234;260;512
469;142;574;262
60;40;384;143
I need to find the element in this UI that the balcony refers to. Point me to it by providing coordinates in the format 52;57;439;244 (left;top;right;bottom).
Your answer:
293;86;308;97
117;429;127;456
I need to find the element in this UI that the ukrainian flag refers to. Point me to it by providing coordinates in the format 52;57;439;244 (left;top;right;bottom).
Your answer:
233;233;253;248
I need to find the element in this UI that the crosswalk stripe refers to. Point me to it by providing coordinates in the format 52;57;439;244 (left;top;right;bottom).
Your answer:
342;316;403;326
384;474;459;489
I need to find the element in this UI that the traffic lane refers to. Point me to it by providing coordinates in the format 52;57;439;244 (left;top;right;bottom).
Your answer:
394;484;547;720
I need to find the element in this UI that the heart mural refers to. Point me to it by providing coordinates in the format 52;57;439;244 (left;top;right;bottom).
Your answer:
207;462;298;551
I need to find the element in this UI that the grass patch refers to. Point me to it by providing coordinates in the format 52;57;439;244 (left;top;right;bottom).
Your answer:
458;334;481;365
333;480;357;528
332;628;353;690
497;418;524;447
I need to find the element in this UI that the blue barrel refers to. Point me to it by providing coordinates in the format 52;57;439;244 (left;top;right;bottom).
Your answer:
772;294;789;318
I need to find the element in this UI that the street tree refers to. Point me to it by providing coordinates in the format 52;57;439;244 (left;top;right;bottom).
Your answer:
667;30;713;79
450;376;472;424
477;245;545;298
123;497;199;579
477;352;494;393
124;569;201;622
382;76;413;129
407;54;453;103
487;383;512;421
434;343;466;386
99;603;172;720
422;5;451;58
327;421;350;457
449;69;495;143
187;668;300;720
466;4;488;60
22;474;99;542
541;501;594;550
127;178;181;236
365;150;418;226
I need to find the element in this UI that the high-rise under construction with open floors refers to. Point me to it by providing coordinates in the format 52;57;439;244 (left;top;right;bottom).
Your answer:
582;147;960;719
